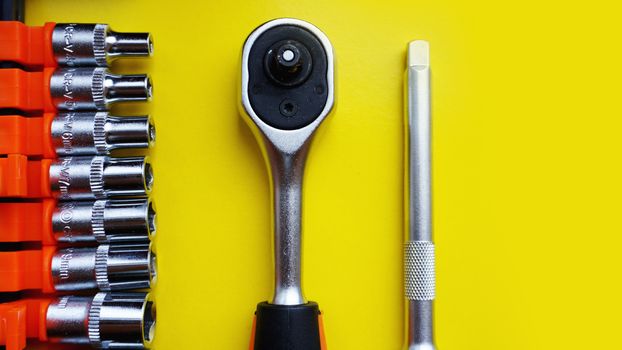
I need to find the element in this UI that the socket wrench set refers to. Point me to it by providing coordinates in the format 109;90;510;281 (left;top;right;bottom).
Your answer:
0;20;156;350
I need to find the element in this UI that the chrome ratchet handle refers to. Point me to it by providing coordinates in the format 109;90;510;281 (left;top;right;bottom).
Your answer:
240;18;335;350
266;143;310;305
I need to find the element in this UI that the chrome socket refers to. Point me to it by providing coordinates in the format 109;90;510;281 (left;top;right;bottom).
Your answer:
51;112;155;156
49;156;153;200
50;68;152;111
51;244;156;292
46;292;155;349
52;198;156;244
52;23;153;67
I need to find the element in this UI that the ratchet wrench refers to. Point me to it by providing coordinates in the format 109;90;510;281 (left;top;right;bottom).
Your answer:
240;18;335;350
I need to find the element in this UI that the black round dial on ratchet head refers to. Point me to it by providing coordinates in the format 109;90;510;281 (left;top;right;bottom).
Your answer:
248;25;329;130
264;40;313;87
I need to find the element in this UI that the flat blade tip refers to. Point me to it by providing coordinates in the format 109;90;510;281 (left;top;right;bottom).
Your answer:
408;40;430;68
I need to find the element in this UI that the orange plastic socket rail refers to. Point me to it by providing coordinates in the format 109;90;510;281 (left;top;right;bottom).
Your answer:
0;68;55;113
0;199;56;244
0;248;56;293
0;114;56;157
0;154;52;198
0;299;51;350
0;21;57;68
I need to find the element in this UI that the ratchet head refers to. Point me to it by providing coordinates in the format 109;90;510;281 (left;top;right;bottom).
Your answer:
240;18;335;153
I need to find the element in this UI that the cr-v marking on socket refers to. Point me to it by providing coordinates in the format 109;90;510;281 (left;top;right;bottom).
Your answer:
61;23;76;53
61;69;75;109
240;18;334;350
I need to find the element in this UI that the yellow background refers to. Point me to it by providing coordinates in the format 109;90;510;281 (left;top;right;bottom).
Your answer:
26;0;622;349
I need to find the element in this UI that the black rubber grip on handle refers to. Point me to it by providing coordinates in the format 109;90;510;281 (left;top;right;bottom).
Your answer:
253;301;322;350
0;0;24;21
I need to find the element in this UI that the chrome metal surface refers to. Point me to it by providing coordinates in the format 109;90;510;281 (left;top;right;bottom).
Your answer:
405;241;435;301
240;18;335;305
52;198;155;243
49;68;152;111
51;112;154;156
49;156;153;200
405;40;436;350
50;244;155;292
46;295;92;345
106;30;153;59
266;143;309;305
46;292;155;349
52;23;152;67
50;247;97;291
102;243;156;290
407;301;435;350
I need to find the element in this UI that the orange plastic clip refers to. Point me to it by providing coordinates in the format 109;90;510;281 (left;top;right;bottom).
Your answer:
0;247;55;292
0;21;57;68
0;298;50;350
0;154;52;198
0;114;56;157
0;199;56;244
0;68;55;113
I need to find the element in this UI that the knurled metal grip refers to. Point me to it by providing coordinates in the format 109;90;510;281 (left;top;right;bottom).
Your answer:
404;241;436;301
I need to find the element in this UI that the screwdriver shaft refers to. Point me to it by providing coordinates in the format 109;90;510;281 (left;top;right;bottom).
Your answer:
405;40;436;350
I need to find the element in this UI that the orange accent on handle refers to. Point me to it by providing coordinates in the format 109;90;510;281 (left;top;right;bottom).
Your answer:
0;22;57;68
0;68;55;113
0;154;52;198
0;298;52;350
319;314;327;350
0;114;56;157
249;316;257;350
